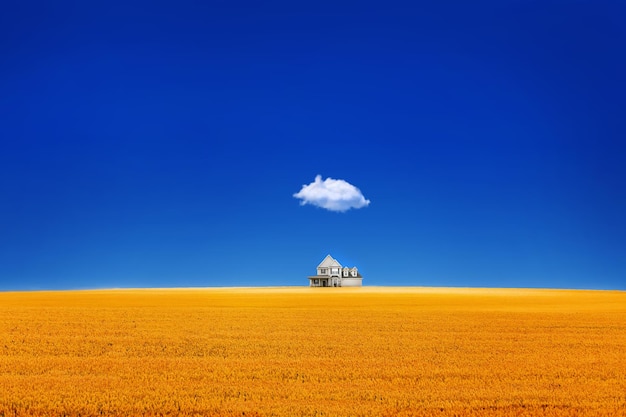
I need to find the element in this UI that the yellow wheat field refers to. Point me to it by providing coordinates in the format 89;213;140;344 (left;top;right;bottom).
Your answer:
0;287;625;416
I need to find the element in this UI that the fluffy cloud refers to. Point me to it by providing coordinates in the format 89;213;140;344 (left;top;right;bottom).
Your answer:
293;175;370;212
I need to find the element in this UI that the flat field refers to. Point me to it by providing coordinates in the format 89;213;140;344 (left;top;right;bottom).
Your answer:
0;287;625;416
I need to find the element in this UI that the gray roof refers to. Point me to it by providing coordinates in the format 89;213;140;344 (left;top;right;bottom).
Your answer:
317;254;342;268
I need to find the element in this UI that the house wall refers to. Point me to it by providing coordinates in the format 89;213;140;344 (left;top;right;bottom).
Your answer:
341;278;362;287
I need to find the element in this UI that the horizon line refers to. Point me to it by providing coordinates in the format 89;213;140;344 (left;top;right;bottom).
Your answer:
0;284;623;293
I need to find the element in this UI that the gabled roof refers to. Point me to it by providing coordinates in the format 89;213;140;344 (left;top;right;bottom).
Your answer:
317;254;342;268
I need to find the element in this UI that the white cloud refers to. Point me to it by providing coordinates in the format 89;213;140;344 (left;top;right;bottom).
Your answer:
293;175;370;212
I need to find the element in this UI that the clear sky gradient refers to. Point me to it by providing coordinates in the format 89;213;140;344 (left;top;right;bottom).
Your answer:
1;1;625;290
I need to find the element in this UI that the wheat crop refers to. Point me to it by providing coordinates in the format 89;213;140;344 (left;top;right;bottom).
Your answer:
1;287;625;416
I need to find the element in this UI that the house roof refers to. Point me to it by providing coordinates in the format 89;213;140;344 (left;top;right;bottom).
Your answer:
317;254;342;268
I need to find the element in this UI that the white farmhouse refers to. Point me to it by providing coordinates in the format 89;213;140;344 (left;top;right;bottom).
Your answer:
308;254;363;287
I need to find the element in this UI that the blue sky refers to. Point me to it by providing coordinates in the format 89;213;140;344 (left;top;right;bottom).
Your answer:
1;1;625;290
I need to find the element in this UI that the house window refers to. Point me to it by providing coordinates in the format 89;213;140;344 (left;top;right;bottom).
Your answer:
320;269;327;274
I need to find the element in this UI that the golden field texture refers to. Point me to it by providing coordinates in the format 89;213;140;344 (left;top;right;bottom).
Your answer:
0;287;625;416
